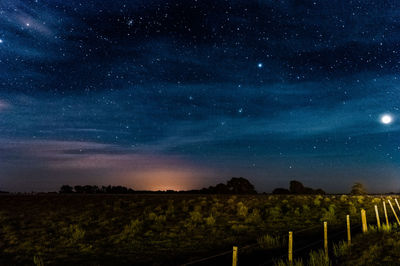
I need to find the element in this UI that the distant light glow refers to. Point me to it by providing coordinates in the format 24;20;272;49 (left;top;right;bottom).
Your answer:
0;39;3;44
380;114;393;124
257;63;263;68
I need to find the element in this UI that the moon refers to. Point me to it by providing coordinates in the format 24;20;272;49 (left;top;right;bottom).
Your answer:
380;114;393;125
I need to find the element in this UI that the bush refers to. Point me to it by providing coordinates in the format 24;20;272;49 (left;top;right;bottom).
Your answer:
320;204;336;223
333;241;349;257
308;249;331;266
257;234;285;249
120;219;142;241
33;255;44;266
236;202;248;217
189;211;202;223
204;215;216;226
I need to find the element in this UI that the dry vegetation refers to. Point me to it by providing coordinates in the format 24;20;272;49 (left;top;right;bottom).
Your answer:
0;194;397;265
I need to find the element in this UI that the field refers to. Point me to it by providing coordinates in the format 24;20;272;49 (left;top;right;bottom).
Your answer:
0;194;399;265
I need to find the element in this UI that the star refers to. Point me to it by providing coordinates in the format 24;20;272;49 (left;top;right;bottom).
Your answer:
257;63;263;68
0;39;3;44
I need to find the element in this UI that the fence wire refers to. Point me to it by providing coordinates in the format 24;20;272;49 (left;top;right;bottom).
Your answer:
182;202;400;266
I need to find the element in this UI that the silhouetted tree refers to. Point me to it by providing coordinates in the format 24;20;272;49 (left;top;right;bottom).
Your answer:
351;182;367;195
59;185;74;193
276;181;325;194
226;177;257;194
289;180;305;194
74;185;84;193
215;183;230;193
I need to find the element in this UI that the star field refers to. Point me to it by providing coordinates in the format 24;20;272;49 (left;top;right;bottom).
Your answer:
0;0;399;192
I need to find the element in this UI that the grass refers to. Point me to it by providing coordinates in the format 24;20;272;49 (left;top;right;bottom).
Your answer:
257;234;286;249
0;194;398;265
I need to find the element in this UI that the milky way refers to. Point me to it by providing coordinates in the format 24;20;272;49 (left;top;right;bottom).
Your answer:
0;0;399;192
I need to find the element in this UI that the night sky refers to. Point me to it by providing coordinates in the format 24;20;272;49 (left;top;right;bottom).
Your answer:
1;0;399;193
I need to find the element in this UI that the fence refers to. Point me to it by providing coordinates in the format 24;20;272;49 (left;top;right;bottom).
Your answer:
183;197;400;266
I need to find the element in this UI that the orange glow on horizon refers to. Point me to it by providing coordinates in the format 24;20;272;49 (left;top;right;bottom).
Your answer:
121;169;207;191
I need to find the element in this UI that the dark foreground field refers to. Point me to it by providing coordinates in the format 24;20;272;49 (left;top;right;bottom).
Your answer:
0;194;398;265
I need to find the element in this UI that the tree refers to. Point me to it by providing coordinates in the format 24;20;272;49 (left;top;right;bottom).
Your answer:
350;182;367;195
59;185;73;193
226;177;257;194
74;185;84;193
289;180;305;194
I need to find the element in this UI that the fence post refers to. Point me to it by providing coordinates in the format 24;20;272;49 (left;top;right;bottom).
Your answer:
361;209;367;233
288;231;293;265
374;205;381;230
395;198;400;212
383;200;389;227
346;215;351;245
324;221;328;261
388;200;400;226
232;246;237;266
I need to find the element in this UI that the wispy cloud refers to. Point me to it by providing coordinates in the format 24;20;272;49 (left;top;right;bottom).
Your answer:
0;139;215;191
0;99;10;111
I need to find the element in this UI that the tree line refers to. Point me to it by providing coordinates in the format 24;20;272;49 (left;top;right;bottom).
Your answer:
59;177;258;194
58;179;370;195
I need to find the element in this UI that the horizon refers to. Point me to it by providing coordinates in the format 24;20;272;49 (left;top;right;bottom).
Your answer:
0;177;395;195
1;0;400;193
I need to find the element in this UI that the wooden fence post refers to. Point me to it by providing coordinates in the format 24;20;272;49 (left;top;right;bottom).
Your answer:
383;201;389;227
288;231;293;265
395;198;400;212
374;205;381;229
361;209;367;233
324;221;328;260
388;200;400;226
346;215;351;245
232;246;238;266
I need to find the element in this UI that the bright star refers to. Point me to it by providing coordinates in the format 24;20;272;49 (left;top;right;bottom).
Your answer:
380;114;393;125
0;39;3;44
257;63;263;68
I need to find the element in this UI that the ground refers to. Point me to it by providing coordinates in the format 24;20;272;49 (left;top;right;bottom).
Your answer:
0;194;396;265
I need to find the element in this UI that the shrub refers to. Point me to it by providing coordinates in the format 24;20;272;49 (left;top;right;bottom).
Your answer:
231;224;248;232
236;202;248;217
333;240;349;257
120;219;142;240
68;224;85;244
320;204;336;223
258;234;285;249
189;211;202;223
269;206;282;218
204;215;216;226
245;208;262;224
313;196;322;206
308;249;331;266
33;255;44;266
